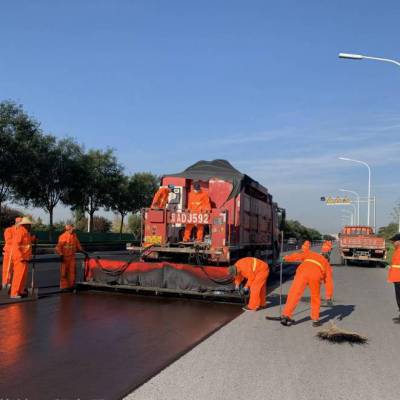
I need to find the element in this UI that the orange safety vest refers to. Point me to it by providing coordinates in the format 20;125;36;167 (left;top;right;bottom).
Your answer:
151;187;170;208
187;190;211;213
388;247;400;283
11;225;32;262
234;257;269;288
56;231;83;257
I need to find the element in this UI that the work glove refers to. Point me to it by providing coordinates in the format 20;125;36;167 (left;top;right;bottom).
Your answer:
242;287;250;295
326;299;334;307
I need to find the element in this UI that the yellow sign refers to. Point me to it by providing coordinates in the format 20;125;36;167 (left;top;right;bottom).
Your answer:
144;235;162;245
325;196;351;205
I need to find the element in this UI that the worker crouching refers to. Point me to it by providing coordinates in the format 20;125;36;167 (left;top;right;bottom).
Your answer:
229;257;270;311
281;249;334;327
10;217;34;299
56;224;86;290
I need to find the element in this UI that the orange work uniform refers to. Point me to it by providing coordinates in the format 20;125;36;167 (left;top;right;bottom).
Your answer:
55;231;83;289
151;187;170;209
10;225;32;297
388;247;400;283
234;257;270;310
283;250;334;321
321;240;332;254
183;190;211;241
2;226;15;286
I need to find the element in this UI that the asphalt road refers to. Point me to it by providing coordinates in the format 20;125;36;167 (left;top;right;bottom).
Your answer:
127;247;400;400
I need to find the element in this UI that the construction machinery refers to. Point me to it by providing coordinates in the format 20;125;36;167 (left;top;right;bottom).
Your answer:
78;160;285;300
339;225;386;266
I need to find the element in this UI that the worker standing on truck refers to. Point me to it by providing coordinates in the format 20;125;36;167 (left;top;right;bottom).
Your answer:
229;257;270;311
281;249;334;327
321;240;332;260
10;217;33;299
151;184;175;209
183;182;211;242
388;234;400;321
2;217;22;288
56;224;86;290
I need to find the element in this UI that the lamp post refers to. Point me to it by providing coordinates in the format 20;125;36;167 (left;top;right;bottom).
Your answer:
338;53;400;67
339;157;371;226
342;209;354;226
340;189;360;225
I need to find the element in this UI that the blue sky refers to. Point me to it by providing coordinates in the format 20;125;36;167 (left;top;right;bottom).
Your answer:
1;0;399;233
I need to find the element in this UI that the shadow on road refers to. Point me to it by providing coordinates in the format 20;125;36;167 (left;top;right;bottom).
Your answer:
294;304;356;325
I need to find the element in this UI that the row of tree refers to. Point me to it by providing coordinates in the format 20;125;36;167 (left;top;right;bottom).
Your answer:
282;219;324;242
0;101;159;237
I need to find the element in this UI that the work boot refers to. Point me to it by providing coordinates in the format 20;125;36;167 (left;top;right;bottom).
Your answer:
392;315;400;324
10;295;22;299
312;320;322;327
242;306;256;311
280;316;294;326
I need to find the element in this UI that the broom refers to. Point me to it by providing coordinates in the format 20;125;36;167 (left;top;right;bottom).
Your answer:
316;320;368;344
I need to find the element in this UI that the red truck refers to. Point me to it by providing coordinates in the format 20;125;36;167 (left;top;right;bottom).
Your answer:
339;225;386;266
80;160;285;300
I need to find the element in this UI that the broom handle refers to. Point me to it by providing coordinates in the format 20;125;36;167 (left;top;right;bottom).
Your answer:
279;231;284;316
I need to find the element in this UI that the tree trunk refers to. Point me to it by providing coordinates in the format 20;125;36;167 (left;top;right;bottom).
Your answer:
119;213;125;238
48;206;54;242
89;211;95;233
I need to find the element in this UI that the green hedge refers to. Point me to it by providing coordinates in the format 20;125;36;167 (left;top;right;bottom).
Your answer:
0;230;134;244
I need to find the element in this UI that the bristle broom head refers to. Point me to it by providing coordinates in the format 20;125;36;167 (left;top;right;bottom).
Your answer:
316;321;368;345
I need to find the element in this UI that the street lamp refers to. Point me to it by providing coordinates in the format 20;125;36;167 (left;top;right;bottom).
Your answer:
339;53;400;67
341;209;354;226
339;189;360;225
339;157;371;226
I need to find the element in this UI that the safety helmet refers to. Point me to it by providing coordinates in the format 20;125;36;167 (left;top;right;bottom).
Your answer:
18;217;33;225
193;182;201;191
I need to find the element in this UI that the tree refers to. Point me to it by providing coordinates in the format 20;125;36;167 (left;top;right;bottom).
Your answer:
127;213;142;240
0;205;23;230
13;135;83;240
0;101;41;222
129;172;159;213
282;219;322;241
65;149;123;233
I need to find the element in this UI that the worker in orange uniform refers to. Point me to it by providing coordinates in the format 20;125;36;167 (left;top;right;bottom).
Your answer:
388;233;400;321
321;240;332;260
10;217;33;299
151;184;175;209
2;217;22;289
229;257;270;311
281;248;334;327
56;224;86;290
183;182;211;242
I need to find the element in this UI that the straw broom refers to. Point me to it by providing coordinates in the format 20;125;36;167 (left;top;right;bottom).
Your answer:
316;320;368;344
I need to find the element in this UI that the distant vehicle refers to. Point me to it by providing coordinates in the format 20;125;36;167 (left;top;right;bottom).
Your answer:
287;238;297;245
339;226;386;266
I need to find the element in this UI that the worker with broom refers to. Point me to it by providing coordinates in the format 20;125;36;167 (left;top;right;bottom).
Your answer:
10;217;34;299
229;257;269;311
280;248;334;327
56;224;86;290
2;217;22;289
388;233;400;321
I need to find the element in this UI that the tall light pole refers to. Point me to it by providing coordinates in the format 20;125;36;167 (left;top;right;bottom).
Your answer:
339;53;400;68
339;157;371;226
339;188;360;225
342;209;354;226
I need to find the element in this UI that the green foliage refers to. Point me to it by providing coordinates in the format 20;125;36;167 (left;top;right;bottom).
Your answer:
378;222;398;240
0;206;23;230
322;234;336;241
127;213;142;240
282;219;322;241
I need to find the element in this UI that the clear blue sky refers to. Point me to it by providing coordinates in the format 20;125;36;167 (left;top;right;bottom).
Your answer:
1;0;399;233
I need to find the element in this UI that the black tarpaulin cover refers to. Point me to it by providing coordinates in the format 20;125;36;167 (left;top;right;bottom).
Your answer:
86;258;234;293
167;159;258;200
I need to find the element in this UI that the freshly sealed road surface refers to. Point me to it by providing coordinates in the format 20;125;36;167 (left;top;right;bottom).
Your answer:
0;292;241;400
